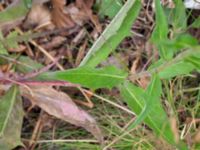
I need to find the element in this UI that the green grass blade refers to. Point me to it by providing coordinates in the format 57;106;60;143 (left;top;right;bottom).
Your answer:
120;79;188;149
79;0;141;67
171;0;187;30
151;0;169;59
126;75;162;130
41;66;127;89
120;80;173;144
0;86;24;150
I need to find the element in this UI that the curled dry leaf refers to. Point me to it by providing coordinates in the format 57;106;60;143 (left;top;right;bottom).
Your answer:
20;85;103;143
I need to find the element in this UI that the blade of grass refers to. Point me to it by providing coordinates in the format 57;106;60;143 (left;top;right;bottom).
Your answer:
120;79;188;149
126;75;162;130
151;0;170;59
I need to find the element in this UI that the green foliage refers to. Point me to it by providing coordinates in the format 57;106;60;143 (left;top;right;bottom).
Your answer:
41;66;127;89
185;55;200;70
170;0;187;30
0;0;28;24
0;32;8;55
0;0;200;149
191;16;200;28
126;75;162;130
0;86;24;150
97;0;123;19
151;0;171;59
120;77;175;145
15;56;44;73
158;61;195;79
80;0;141;67
0;30;32;55
4;31;19;49
160;34;198;51
23;0;32;8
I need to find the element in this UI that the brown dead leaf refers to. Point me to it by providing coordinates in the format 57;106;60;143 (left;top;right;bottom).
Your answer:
64;3;88;26
8;44;26;52
24;0;101;31
23;4;52;30
170;117;179;144
75;40;87;66
51;0;75;28
20;86;103;143
193;129;200;144
75;0;102;32
130;58;140;74
76;0;94;9
137;76;150;89
161;0;175;8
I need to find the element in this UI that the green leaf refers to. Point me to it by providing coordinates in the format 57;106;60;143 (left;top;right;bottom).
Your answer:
160;34;198;51
79;0;141;67
185;55;200;70
191;16;200;28
127;75;162;130
151;0;169;59
120;79;188;149
98;0;123;19
40;66;128;89
0;86;24;150
158;61;195;79
4;31;19;49
152;0;168;39
0;0;28;25
23;0;32;8
0;32;8;55
148;48;200;79
120;79;175;145
171;0;187;30
16;56;44;73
